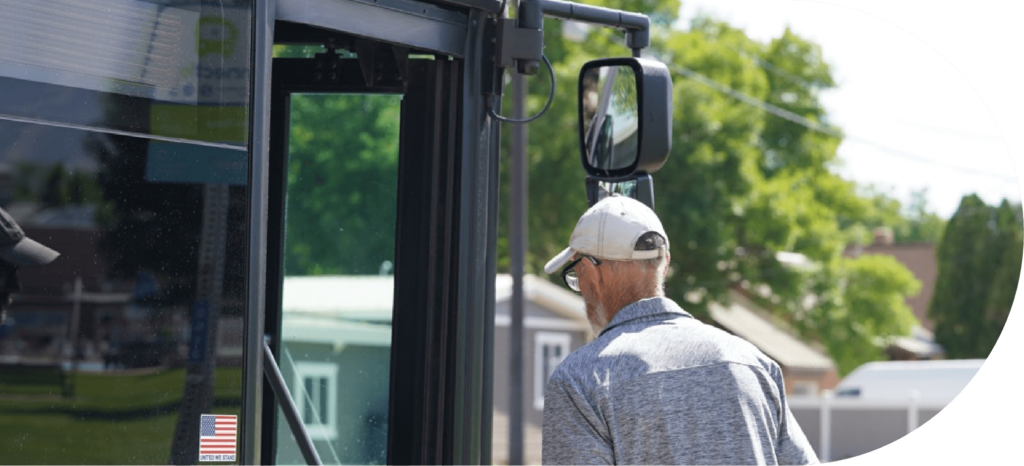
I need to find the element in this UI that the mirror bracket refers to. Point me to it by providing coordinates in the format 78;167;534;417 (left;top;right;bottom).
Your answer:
586;173;655;209
495;17;544;74
487;0;655;82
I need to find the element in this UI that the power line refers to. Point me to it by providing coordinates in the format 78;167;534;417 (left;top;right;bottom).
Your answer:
666;63;1018;184
670;63;842;137
592;27;1017;184
841;136;1018;184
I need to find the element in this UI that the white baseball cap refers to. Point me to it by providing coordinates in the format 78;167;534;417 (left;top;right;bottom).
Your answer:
543;195;669;274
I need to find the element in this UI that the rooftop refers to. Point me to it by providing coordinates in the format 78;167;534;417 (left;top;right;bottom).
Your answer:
708;291;834;371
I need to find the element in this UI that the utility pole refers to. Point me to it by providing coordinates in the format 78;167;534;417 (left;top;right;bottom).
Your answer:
509;67;528;466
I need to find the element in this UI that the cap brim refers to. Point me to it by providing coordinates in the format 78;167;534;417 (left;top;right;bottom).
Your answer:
0;237;60;267
543;247;575;275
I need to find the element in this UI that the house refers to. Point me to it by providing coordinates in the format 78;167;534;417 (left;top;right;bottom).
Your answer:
845;228;944;360
491;274;589;465
708;290;839;396
274;274;589;465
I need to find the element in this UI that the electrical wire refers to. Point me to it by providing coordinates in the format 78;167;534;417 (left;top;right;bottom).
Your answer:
667;62;1019;184
488;54;556;124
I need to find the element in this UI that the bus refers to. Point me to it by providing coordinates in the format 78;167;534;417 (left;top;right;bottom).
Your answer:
0;0;670;464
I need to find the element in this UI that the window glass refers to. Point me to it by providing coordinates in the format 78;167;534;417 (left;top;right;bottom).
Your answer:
0;125;249;464
0;1;252;464
274;93;401;465
0;0;251;146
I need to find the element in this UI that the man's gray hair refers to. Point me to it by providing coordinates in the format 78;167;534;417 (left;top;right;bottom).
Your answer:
636;255;668;295
604;232;669;298
635;231;669;294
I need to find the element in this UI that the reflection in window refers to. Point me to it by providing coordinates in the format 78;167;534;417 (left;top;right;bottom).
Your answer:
0;2;253;464
0;0;252;146
0;118;250;463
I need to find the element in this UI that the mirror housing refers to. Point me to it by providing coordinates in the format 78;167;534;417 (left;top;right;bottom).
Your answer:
578;57;672;179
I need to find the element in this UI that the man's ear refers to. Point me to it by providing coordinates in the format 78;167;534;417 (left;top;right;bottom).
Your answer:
581;258;602;291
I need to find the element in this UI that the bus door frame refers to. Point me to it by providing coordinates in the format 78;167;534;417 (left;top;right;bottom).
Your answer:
244;0;503;463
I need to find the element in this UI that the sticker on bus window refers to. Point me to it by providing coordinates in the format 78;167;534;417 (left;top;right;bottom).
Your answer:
198;414;237;462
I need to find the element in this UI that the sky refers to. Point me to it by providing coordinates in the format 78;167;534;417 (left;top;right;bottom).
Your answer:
674;0;1023;218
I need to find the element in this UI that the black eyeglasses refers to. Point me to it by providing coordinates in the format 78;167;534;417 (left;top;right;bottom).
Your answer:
561;255;601;292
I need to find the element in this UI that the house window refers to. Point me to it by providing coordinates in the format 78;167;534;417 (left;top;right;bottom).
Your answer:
534;331;571;410
293;361;339;440
791;381;818;396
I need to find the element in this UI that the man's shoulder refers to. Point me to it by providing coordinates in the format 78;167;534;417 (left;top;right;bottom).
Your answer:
585;308;781;378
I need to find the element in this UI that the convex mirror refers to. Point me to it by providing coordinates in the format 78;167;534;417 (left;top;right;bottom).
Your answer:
578;57;672;179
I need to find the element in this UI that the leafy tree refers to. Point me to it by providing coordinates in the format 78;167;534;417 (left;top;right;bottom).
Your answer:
930;195;1022;358
283;93;401;276
41;163;69;208
266;46;401;276
900;188;946;243
500;4;922;375
844;186;946;245
68;171;102;205
792;255;920;375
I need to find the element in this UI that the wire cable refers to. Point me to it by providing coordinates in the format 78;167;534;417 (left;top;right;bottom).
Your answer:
488;54;556;124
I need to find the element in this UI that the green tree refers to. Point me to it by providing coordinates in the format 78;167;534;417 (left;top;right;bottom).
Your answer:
502;4;922;375
792;255;920;375
283;94;402;276
930;195;1022;358
900;188;946;243
68;171;102;205
41;163;69;208
843;186;946;245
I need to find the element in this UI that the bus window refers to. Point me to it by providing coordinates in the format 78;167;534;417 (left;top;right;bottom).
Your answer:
0;1;253;464
271;92;400;464
0;0;252;147
0;108;250;465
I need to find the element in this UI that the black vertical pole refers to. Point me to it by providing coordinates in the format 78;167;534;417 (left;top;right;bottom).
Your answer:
508;47;529;466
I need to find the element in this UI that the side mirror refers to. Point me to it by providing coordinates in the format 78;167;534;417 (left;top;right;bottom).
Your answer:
578;57;672;179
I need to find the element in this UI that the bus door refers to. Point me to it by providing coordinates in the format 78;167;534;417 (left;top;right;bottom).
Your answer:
262;21;472;465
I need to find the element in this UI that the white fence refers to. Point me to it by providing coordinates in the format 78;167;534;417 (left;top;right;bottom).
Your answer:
788;393;945;462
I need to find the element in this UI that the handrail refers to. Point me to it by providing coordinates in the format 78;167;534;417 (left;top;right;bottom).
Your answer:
263;338;323;466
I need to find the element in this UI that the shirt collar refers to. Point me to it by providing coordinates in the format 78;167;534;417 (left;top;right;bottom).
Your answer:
599;296;693;337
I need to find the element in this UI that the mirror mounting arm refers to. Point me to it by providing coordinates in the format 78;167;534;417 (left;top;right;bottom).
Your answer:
493;0;652;80
540;0;650;54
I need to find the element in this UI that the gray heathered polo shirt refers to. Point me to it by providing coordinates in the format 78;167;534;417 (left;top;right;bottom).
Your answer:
542;297;819;465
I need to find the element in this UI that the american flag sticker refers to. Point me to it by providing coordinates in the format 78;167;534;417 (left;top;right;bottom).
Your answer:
198;414;237;462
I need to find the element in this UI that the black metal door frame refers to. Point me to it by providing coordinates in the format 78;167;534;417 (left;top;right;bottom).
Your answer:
387;57;463;465
262;38;466;464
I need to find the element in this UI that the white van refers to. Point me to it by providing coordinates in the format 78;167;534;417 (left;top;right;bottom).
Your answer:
833;359;985;405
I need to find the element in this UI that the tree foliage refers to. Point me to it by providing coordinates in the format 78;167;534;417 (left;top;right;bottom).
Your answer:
848;186;946;245
501;3;923;375
929;195;1022;358
283;94;401;276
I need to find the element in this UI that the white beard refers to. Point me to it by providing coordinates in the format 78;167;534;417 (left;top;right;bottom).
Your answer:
585;299;608;335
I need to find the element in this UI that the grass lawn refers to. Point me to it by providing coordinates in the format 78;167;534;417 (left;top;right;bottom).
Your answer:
0;366;243;464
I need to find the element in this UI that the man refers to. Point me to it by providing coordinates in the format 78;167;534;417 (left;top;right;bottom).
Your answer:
541;195;818;465
1;207;60;326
